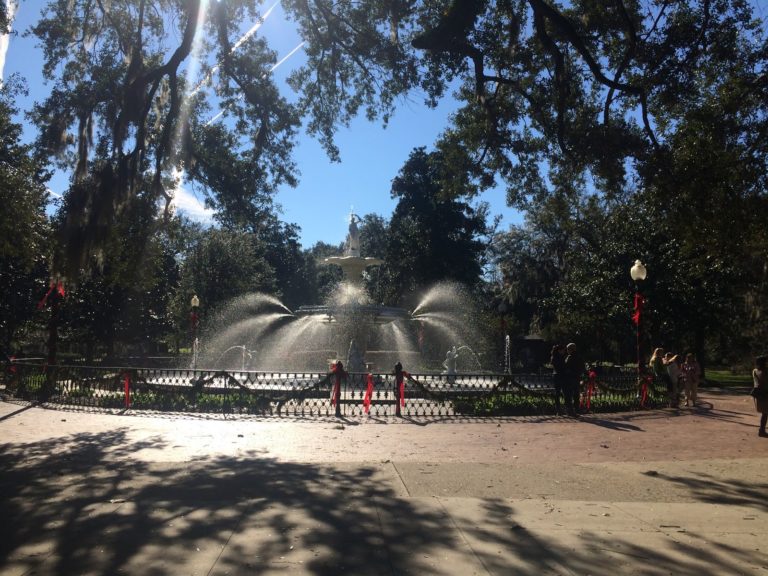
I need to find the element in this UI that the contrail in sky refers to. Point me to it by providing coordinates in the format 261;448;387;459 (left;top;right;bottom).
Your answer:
205;40;306;126
0;0;17;82
191;0;280;96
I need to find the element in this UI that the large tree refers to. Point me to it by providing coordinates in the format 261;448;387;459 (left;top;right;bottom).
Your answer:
54;189;186;360
383;147;492;305
176;227;277;323
28;0;767;253
29;0;300;276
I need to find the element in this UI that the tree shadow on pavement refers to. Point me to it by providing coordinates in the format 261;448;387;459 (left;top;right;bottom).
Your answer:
0;430;453;575
463;498;767;576
1;428;766;575
641;470;768;512
577;416;644;431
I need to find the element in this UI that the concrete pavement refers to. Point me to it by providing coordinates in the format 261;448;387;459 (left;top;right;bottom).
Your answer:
0;390;766;575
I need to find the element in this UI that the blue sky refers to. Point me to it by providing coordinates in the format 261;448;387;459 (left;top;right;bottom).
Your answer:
1;1;523;248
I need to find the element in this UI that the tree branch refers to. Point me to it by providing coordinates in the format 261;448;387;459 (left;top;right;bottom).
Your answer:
531;5;567;152
604;0;638;125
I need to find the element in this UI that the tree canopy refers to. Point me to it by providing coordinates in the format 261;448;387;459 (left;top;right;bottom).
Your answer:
0;80;51;351
30;0;300;276
4;0;767;366
283;0;767;204
382;147;492;304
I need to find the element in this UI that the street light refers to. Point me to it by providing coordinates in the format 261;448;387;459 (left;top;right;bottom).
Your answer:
630;260;647;378
190;295;200;369
630;260;647;283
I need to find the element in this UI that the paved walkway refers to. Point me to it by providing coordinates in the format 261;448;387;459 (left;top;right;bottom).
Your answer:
0;389;766;575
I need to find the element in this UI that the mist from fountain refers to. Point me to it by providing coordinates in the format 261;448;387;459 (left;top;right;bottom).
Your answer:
195;214;490;373
196;277;490;374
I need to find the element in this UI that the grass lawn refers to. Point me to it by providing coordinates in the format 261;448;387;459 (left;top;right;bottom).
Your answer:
704;369;752;387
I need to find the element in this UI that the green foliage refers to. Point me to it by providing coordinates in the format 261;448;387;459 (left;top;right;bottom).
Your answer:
381;147;492;304
704;370;752;387
52;196;184;359
259;218;316;310
175;227;277;324
307;241;345;304
278;0;765;206
0;81;52;350
453;386;667;416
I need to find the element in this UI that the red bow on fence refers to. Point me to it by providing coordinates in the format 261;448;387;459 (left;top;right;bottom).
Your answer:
394;363;408;416
363;373;374;414
397;371;409;408
123;371;131;409
640;374;652;408
330;363;345;407
581;370;597;412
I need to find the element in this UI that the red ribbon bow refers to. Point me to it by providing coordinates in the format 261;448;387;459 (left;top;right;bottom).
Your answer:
582;370;597;411
363;374;374;414
123;371;131;408
37;281;65;310
640;374;652;408
632;292;645;325
398;370;410;407
330;364;344;407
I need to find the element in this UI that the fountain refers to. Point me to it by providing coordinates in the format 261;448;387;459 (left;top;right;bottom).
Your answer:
195;212;490;373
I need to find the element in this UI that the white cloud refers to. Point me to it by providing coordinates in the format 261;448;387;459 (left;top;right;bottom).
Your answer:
173;187;217;223
168;168;216;223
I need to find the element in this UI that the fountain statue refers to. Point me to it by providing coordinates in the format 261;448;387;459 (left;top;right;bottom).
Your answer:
346;212;361;256
346;339;365;373
322;211;384;284
443;346;458;375
194;211;490;373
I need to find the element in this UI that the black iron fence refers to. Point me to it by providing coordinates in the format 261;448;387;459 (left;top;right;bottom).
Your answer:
1;361;668;417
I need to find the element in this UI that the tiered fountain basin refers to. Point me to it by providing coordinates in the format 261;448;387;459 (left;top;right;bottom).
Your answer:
294;304;411;325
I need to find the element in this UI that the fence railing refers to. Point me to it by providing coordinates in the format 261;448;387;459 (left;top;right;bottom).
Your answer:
1;361;668;417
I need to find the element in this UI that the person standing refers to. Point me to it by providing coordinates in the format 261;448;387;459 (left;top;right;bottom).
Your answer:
550;344;566;415
564;343;584;417
681;353;702;407
650;348;666;384
663;352;681;408
752;356;768;437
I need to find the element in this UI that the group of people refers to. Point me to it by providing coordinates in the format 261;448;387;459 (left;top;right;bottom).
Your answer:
649;348;702;409
550;343;584;417
545;343;768;436
549;343;705;416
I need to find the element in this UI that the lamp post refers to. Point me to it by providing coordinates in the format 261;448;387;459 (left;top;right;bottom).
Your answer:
630;260;647;378
190;294;200;369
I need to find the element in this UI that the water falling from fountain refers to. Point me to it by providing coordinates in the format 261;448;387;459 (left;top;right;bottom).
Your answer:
195;215;491;373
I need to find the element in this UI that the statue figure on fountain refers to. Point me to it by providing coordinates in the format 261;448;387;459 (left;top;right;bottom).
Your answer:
443;346;459;375
346;212;362;257
321;210;381;284
346;339;365;373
